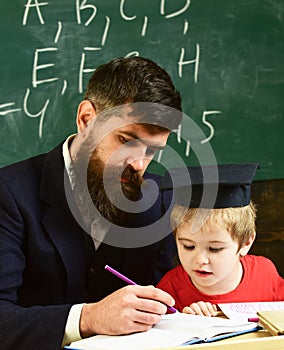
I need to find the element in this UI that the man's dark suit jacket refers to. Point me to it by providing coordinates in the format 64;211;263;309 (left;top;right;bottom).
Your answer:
0;144;176;350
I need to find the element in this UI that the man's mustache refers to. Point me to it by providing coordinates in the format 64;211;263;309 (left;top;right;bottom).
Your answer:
102;165;144;189
121;166;143;187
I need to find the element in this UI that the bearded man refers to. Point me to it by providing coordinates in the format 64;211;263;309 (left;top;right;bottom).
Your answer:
0;57;182;350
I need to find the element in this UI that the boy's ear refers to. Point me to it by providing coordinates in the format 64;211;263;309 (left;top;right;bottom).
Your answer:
239;231;256;256
76;100;97;134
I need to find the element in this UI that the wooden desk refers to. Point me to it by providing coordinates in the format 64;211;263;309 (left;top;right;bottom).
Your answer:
156;331;284;349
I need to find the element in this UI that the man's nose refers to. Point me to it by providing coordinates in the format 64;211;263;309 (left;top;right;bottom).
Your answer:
128;158;146;172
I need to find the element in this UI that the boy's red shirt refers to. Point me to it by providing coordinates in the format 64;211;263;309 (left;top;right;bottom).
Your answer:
157;255;284;312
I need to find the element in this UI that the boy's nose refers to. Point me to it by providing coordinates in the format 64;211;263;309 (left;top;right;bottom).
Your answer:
194;252;209;265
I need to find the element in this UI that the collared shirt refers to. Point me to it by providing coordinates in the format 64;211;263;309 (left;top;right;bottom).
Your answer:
62;135;84;347
61;134;125;346
62;134;76;189
62;135;109;346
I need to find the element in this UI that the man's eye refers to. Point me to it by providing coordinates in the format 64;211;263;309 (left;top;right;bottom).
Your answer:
119;136;128;144
145;147;157;156
118;135;127;144
119;136;136;146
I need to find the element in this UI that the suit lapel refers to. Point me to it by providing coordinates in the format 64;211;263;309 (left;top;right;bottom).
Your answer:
37;145;164;300
39;144;87;302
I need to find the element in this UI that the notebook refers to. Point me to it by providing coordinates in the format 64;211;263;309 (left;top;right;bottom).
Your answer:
218;301;284;321
257;310;284;336
65;313;260;350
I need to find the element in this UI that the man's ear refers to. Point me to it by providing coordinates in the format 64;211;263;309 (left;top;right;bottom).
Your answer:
76;100;97;134
239;231;256;256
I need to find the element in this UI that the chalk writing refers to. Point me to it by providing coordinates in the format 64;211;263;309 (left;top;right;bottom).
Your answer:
178;45;200;83
1;0;283;179
156;108;222;162
54;21;62;43
61;80;68;96
101;16;110;46
201;111;222;144
76;0;97;26
79;48;102;94
160;0;191;19
0;103;21;116
141;16;148;37
1;0;221;154
23;88;50;139
32;48;59;88
22;0;47;25
183;20;189;35
120;0;136;21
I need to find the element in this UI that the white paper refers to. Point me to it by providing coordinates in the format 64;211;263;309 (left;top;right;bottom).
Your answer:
218;301;284;321
67;313;258;350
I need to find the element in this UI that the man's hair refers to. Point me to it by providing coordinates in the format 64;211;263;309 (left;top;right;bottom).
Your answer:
84;56;182;130
171;201;257;249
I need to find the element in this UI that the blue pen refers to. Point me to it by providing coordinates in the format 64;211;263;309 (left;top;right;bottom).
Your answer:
105;264;177;313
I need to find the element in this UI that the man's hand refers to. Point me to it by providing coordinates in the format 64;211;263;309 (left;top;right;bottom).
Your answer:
80;285;175;337
182;301;218;316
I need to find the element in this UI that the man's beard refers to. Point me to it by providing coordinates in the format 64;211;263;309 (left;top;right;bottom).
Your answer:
86;151;144;226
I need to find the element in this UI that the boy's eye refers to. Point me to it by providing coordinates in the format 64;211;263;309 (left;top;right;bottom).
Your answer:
183;245;195;251
209;247;223;253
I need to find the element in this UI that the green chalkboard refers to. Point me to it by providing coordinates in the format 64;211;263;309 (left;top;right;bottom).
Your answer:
0;0;283;180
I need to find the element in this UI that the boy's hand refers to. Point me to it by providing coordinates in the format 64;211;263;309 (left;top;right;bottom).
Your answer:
182;301;218;316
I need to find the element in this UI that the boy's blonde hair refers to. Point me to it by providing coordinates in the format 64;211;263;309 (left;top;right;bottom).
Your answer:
171;201;256;249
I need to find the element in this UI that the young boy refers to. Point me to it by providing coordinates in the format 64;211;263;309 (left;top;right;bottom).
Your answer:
157;164;284;315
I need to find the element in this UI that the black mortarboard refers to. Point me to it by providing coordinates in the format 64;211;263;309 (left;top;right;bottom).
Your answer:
160;163;259;209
